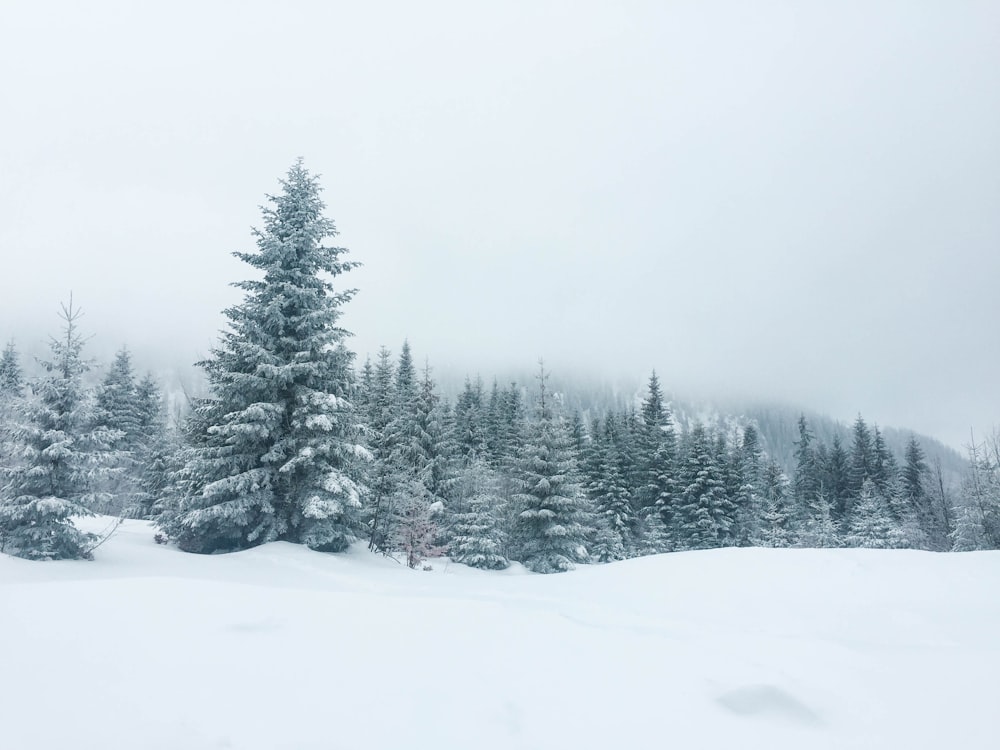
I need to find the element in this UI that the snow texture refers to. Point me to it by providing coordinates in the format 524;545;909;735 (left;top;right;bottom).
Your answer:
1;517;997;749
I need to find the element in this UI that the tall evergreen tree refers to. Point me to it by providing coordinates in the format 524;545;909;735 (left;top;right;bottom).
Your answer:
127;373;172;519
454;376;487;464
822;435;851;522
499;383;525;460
0;300;117;559
588;416;634;562
636;370;678;553
448;459;508;570
513;364;591;573
730;425;765;546
91;347;146;514
847;415;875;514
675;424;734;550
363;346;398;550
951;435;1000;551
378;343;447;562
158;161;365;554
756;461;794;547
792;415;820;515
95;348;141;446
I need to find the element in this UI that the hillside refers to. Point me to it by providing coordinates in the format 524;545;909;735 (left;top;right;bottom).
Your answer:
1;519;997;749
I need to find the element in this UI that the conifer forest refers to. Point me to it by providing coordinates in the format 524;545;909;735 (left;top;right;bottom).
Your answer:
2;162;996;566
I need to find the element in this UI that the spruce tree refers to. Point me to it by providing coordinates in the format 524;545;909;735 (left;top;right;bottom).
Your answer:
91;347;145;514
95;348;141;448
129;373;171;519
797;492;840;548
756;461;794;547
498;383;525;461
792;415;820;514
0;341;23;397
587;416;633;562
513;364;591;573
847;415;875;511
730;425;765;546
379;343;446;562
449;459;509;569
950;437;1000;551
454;376;487;463
675;424;735;550
637;370;678;553
846;479;896;549
159;161;365;554
901;436;929;520
0;300;116;559
823;435;851;522
0;341;24;473
363;346;398;550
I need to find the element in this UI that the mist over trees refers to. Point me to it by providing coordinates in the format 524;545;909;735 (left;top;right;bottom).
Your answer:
2;162;997;563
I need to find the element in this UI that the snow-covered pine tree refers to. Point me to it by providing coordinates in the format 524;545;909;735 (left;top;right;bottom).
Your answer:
756;461;794;547
512;364;592;573
498;382;525;461
484;379;505;467
797;492;840;548
454;376;487;464
0;300;118;560
847;415;875;514
950;434;1000;551
675;423;734;550
729;425;765;546
587;416;633;562
95;348;141;448
0;341;24;472
845;479;896;549
387;482;444;568
91;347;144;514
448;459;508;570
636;370;678;554
129;373;172;519
378;343;448;563
821;435;851;522
792;415;820;518
0;341;23;396
901;436;938;543
415;362;457;506
362;346;398;550
158;161;366;554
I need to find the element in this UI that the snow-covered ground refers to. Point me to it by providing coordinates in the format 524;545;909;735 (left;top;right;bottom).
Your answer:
2;519;998;750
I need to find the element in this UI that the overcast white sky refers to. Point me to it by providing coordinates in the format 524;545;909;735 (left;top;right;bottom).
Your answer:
1;0;997;449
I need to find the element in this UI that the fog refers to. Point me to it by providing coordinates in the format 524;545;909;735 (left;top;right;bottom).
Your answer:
1;1;997;449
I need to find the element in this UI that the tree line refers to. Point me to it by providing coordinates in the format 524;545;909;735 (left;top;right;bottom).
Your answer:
2;161;997;566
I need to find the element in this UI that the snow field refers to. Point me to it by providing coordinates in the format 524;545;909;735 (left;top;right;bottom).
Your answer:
1;519;998;750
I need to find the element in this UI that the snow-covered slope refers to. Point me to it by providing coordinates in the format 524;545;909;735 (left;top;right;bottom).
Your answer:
2;519;997;750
